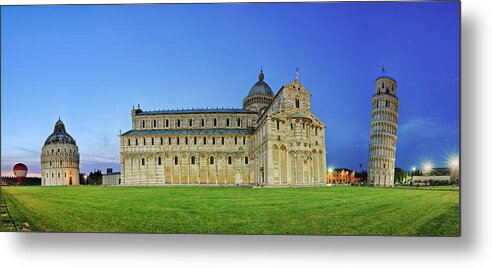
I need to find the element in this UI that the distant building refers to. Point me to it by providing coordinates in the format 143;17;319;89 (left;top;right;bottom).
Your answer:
119;70;327;186
368;73;400;187
412;167;457;185
41;119;80;186
102;168;121;186
326;168;359;185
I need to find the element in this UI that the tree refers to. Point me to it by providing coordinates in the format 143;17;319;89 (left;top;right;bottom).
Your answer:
394;168;408;184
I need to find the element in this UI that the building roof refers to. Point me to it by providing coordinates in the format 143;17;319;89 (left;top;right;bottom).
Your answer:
103;172;121;176
136;108;256;115
44;118;76;146
376;75;397;82
121;128;255;136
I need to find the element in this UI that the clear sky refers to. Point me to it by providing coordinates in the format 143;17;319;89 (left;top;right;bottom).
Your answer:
1;2;459;177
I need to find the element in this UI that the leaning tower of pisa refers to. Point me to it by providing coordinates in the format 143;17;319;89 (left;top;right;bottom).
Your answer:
368;71;399;187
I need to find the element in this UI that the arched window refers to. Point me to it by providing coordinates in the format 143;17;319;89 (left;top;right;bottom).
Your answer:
142;158;145;166
291;123;294;130
201;119;205;127
151;138;154;145
160;137;163;145
174;157;178;165
153;120;157;128
235;137;238;145
177;137;180;145
228;156;232;165
166;119;169;128
60;160;62;165
177;119;181;127
226;119;230;127
191;156;196;165
212;137;216;145
203;137;207;145
168;137;171;145
237;118;241;127
277;121;280;130
143;138;146;145
194;137;197;145
214;118;217;127
210;156;214;165
158;157;162;165
222;137;225;145
128;139;130;146
185;137;188;145
245;156;249;165
50;161;52;166
243;137;246;145
295;99;300;108
189;119;193;127
142;120;145;128
136;139;138;146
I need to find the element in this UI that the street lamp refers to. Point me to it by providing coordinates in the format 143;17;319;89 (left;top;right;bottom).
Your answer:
84;175;88;185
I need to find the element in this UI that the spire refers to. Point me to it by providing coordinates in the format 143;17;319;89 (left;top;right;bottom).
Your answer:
382;65;386;75
296;67;299;81
259;67;264;81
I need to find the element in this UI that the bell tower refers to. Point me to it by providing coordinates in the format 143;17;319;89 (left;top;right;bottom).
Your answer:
368;68;399;187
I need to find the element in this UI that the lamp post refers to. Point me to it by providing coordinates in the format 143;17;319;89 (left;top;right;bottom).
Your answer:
84;175;88;185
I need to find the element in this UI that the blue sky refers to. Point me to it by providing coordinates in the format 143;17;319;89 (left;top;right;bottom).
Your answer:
1;2;459;176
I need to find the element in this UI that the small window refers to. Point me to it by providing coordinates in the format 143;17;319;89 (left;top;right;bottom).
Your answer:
291;123;294;130
142;158;145;165
174;157;179;165
168;137;171;145
222;137;225;145
160;137;163;145
245;156;249;165
128;139;130;146
226;119;230;127
166;119;169;128
235;137;237;145
153;120;157;128
177;137;180;145
203;137;207;145
58;173;60;178
177;119;181;127
210;156;214;165
143;138;146;145
295;99;300;108
158;157;162;165
243;137;246;145
214;118;217;127
237;118;241;127
189;119;192;127
185;137;188;145
194;137;197;145
277;121;280;130
151;138;154;145
142;120;146;128
191;156;196;165
60;160;62;165
50;161;52;166
228;156;232;165
201;119;205;127
212;137;216;145
136;139;138;146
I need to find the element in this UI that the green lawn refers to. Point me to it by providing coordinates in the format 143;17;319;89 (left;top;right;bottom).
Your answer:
1;186;460;236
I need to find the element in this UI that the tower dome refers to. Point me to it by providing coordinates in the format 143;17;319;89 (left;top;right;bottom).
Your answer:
41;118;80;186
44;118;77;146
243;69;275;113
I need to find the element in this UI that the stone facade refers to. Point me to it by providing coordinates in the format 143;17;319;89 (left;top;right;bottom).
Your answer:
120;70;326;186
368;75;399;187
41;119;80;186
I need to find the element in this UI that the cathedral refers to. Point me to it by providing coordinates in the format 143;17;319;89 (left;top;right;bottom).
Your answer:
41;119;80;186
120;70;327;186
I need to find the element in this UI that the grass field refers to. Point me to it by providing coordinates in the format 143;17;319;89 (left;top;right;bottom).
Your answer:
1;186;460;236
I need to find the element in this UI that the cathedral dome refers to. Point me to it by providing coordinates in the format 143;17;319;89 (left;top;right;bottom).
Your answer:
243;70;275;112
44;119;76;146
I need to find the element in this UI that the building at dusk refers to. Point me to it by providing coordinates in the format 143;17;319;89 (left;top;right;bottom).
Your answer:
368;73;400;187
119;70;327;186
41;119;80;186
326;168;359;185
